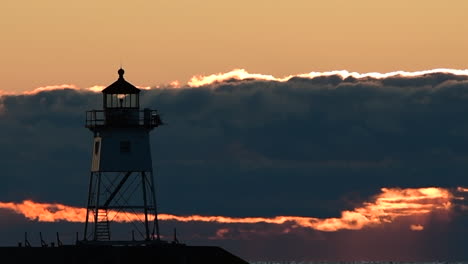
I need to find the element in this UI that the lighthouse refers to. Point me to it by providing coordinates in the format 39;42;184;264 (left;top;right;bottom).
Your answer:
83;69;163;244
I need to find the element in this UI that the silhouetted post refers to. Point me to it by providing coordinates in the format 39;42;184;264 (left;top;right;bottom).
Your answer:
24;232;31;247
56;232;63;247
39;232;47;247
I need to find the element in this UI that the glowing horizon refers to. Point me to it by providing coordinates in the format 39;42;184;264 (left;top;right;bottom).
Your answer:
0;187;461;233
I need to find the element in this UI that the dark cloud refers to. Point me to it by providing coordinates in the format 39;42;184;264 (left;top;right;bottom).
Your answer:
1;73;468;259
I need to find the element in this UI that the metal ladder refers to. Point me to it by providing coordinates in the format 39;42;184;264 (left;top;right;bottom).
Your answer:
95;209;110;240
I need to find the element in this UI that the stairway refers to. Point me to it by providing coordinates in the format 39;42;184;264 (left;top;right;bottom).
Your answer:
95;209;110;240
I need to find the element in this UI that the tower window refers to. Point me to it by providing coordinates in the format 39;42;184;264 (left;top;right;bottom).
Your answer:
120;141;131;153
94;141;100;155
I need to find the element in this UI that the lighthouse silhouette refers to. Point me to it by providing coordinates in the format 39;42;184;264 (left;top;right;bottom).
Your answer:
83;68;163;244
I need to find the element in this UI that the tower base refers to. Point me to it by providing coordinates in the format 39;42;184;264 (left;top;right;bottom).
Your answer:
0;244;249;264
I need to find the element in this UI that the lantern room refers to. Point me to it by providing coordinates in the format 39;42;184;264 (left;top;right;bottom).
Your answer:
102;68;140;109
85;68;162;131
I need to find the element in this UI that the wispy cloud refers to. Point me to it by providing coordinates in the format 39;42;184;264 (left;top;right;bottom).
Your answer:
0;187;460;232
187;68;468;87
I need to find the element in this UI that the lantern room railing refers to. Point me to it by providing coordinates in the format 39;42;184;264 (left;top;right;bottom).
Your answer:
85;109;162;130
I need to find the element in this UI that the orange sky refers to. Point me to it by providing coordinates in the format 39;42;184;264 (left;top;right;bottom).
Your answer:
1;0;468;92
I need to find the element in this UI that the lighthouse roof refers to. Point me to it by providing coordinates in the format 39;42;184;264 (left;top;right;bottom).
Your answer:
102;68;141;94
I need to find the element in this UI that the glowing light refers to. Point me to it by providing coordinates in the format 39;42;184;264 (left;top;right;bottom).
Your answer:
0;187;458;232
187;68;468;87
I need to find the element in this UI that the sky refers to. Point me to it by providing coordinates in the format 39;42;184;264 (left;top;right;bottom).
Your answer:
1;0;468;262
1;0;468;93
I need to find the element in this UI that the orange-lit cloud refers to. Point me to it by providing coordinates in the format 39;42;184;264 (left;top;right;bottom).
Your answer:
410;224;424;231
23;84;79;95
0;84;100;96
209;228;230;240
169;80;181;88
188;69;281;87
0;84;150;96
136;85;151;90
0;187;461;232
157;187;455;232
187;68;468;87
86;85;106;93
0;200;86;222
3;68;468;96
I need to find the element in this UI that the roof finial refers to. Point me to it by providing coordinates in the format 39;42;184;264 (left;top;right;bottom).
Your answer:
118;68;125;78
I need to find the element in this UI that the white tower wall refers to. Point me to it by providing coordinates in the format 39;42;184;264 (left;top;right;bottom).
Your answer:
91;128;152;172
